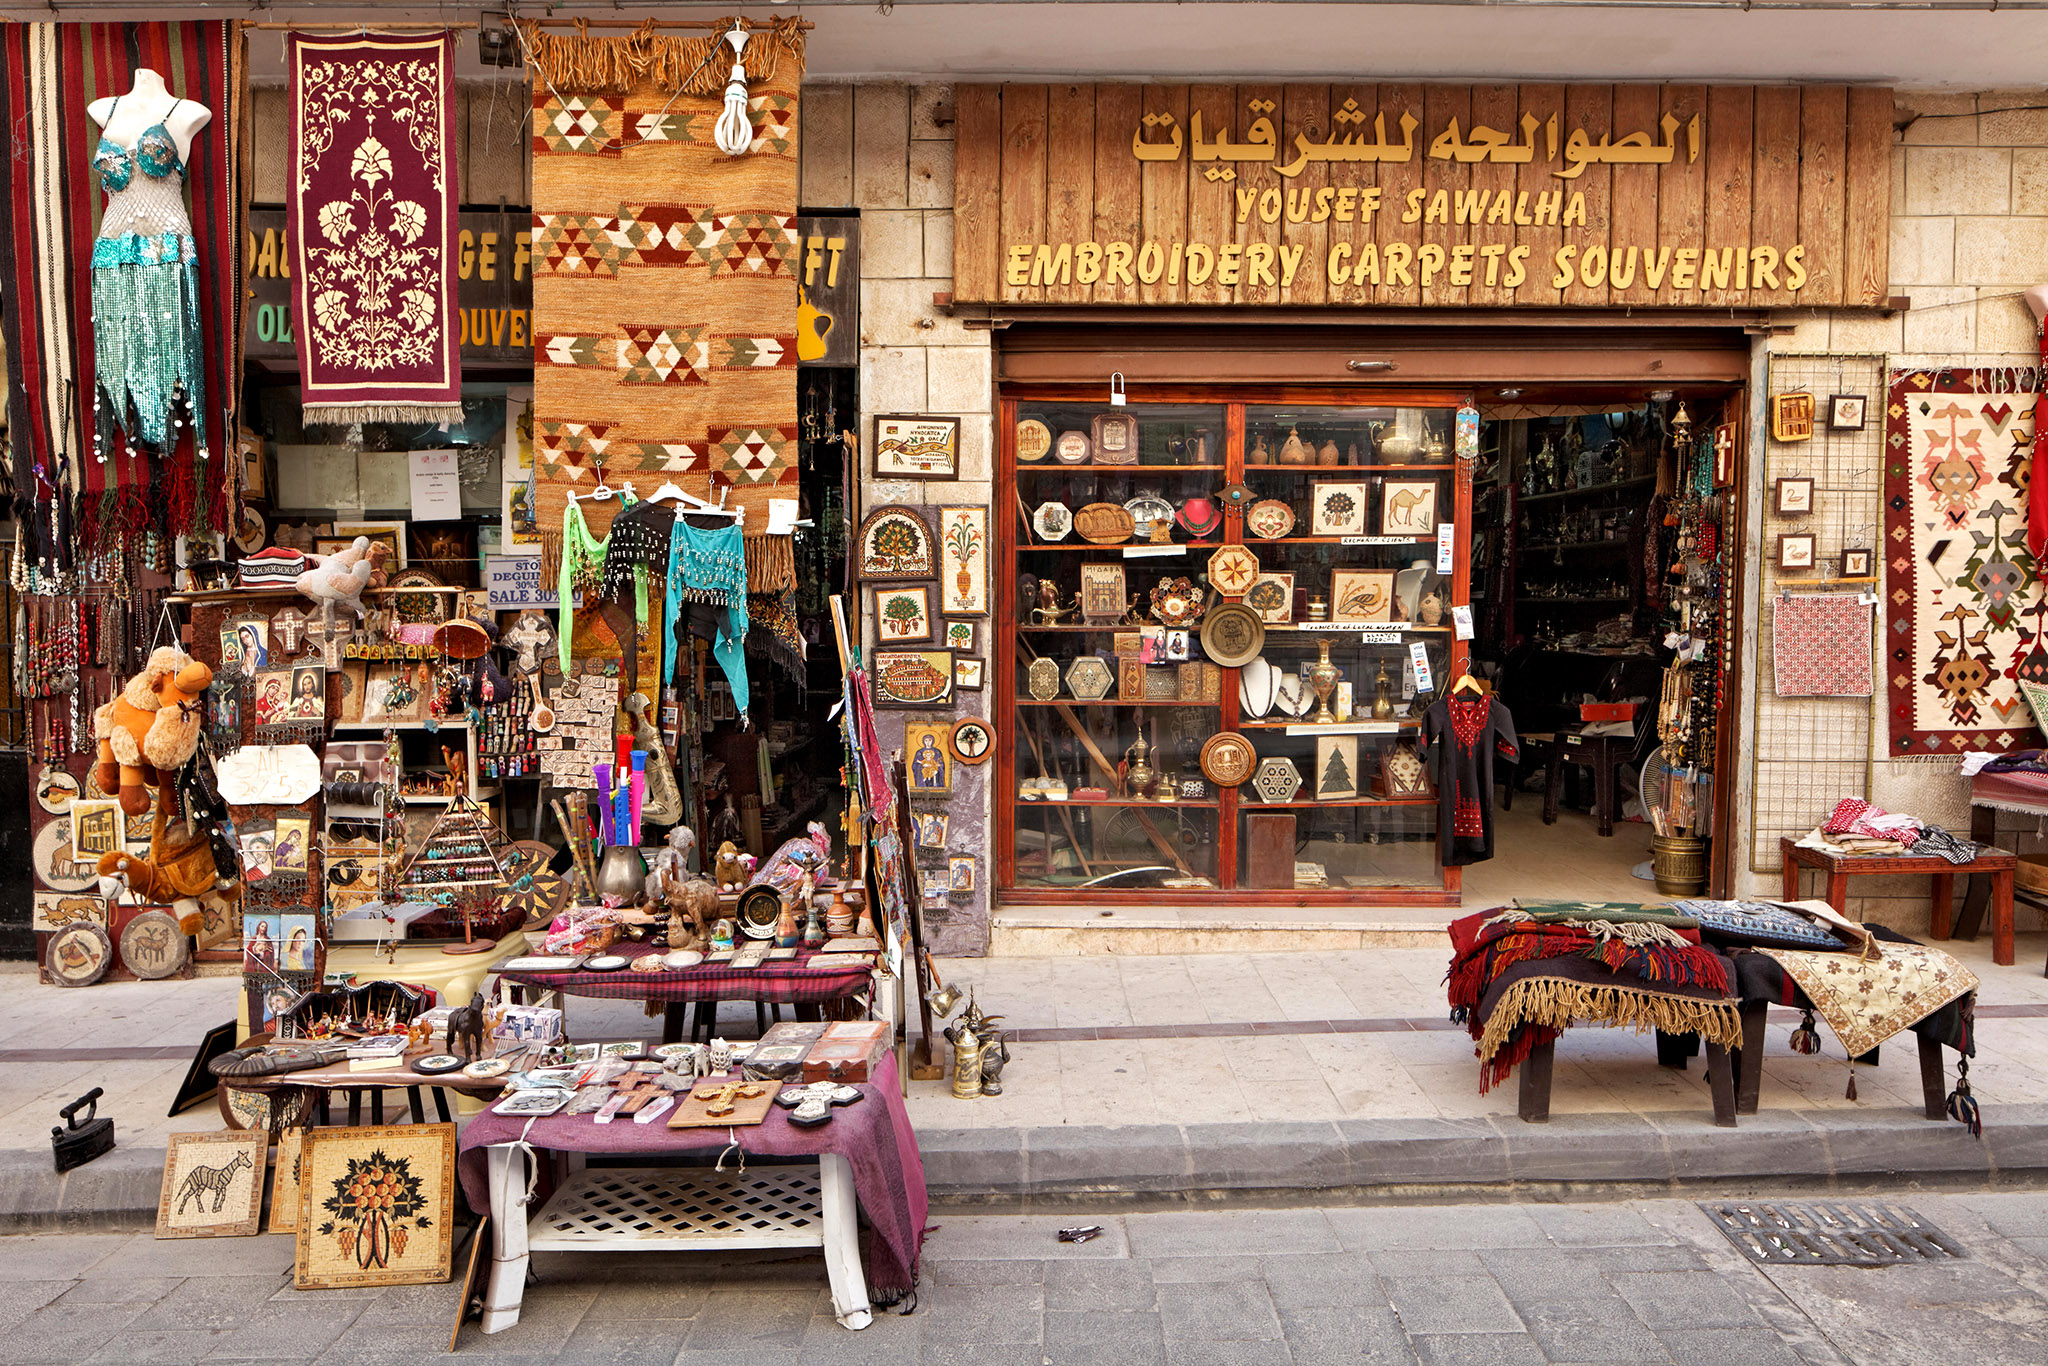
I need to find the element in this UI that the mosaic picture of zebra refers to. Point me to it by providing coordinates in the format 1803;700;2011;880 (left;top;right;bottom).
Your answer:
157;1131;266;1239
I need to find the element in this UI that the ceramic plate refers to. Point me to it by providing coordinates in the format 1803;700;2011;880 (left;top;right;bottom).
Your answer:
584;954;631;971
414;1054;465;1075
663;950;705;970
463;1058;512;1079
1124;497;1175;535
1017;418;1053;463
1246;499;1296;539
1032;501;1073;542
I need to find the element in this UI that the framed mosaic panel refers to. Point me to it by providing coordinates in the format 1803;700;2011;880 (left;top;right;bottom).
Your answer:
871;649;954;709
268;1127;307;1234
856;506;937;581
157;1130;267;1239
870;584;935;643
937;506;989;614
873;414;960;480
295;1123;457;1290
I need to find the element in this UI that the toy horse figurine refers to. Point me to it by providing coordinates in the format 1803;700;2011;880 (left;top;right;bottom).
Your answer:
446;992;488;1062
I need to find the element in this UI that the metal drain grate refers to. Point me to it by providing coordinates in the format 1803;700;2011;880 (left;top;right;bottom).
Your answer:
1702;1201;1966;1266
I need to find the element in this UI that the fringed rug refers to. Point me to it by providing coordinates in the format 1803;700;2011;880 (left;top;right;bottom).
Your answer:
523;17;804;586
288;31;461;426
1773;593;1874;697
0;21;244;557
1758;940;1977;1061
1885;369;2044;756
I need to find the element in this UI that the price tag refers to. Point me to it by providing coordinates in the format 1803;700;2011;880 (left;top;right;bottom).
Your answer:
1410;641;1434;693
1452;604;1475;641
1359;632;1402;646
1436;523;1455;573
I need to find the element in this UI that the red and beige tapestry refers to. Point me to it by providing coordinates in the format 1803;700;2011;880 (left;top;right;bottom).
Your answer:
1885;370;2044;757
521;18;804;575
1772;593;1873;698
288;31;461;426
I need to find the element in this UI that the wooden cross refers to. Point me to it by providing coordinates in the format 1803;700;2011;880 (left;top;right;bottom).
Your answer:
1713;423;1736;485
698;1080;765;1117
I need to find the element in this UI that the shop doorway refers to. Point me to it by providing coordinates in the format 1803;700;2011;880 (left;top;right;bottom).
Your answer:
1466;388;1744;904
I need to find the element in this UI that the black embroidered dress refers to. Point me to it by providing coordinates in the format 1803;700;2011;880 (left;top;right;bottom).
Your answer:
1420;694;1520;865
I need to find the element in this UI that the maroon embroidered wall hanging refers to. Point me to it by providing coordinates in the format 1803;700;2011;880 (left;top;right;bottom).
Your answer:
287;31;461;425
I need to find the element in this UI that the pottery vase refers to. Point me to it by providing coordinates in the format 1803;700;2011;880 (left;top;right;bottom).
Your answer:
1278;427;1312;466
1308;640;1341;724
1419;590;1445;627
1317;439;1341;464
1247;434;1271;466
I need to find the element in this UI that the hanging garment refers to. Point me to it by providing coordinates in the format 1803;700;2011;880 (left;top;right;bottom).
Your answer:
555;496;635;675
597;498;670;618
91;97;208;458
666;517;750;716
1421;694;1520;866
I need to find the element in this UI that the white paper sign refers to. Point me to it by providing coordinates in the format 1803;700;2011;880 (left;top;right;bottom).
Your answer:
1436;523;1455;572
1410;641;1434;693
409;449;462;521
1452;604;1475;641
486;555;560;608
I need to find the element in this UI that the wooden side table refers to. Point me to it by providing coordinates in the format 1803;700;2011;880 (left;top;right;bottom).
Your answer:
1778;837;2018;966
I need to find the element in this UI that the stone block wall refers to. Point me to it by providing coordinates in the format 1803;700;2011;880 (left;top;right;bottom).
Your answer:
804;83;997;955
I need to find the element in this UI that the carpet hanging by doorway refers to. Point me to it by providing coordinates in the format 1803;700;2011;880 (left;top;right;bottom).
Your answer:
522;17;805;584
1884;370;2044;757
288;31;462;427
1772;593;1873;698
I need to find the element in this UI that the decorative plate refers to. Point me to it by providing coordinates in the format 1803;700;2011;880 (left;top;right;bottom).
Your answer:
663;950;706;969
1252;756;1304;803
1028;656;1062;701
1149;576;1207;627
1217;482;1258;510
584;954;631;971
462;1059;512;1079
1199;602;1266;666
35;766;79;815
497;840;570;927
1246;499;1297;539
1124;496;1176;537
738;885;785;939
413;1054;465;1075
33;821;99;893
1207;546;1261;596
856;506;938;581
1200;733;1259;787
118;909;189;981
231;504;268;555
1177;497;1222;538
46;922;113;987
1066;656;1115;701
1032;501;1074;542
1054;430;1092;464
1073;503;1136;544
950;717;994;764
1017;419;1054;463
387;567;445;591
1246;575;1294;623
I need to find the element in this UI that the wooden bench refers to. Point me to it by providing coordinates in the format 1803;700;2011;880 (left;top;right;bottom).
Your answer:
1779;836;2017;967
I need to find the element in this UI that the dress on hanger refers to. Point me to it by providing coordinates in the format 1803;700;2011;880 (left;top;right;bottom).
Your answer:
665;517;750;717
91;96;208;459
555;495;633;675
1420;692;1520;866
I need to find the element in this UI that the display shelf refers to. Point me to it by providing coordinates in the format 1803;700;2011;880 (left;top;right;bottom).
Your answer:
1015;797;1221;808
1518;475;1655;505
1017;464;1224;474
1521;540;1632;554
1238;718;1423;730
332;719;470;729
1238;796;1435;808
1263;624;1452;634
1517;596;1630;605
401;787;502;805
1017;542;1222;552
1243;463;1456;473
1249;536;1436;546
1015;698;1219;708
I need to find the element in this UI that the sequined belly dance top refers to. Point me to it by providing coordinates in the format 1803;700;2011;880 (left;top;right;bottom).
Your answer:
91;98;208;459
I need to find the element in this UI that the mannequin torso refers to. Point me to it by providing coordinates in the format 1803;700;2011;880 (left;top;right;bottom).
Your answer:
87;69;210;170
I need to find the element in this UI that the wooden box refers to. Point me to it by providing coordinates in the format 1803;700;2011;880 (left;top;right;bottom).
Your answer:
801;1020;891;1083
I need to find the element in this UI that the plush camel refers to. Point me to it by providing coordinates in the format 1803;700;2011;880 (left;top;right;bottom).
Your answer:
93;647;212;817
97;795;241;938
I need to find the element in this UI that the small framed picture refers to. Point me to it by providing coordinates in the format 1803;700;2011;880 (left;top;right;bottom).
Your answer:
942;619;977;653
1841;547;1874;577
1379;479;1440;537
1310;482;1369;537
954;658;985;691
905;722;953;796
914;812;949;848
1771;392;1815;443
1828;394;1868;430
873;414;961;481
1777;533;1817;571
948;856;977;894
1774;477;1814;516
870;584;934;643
1330;568;1396;623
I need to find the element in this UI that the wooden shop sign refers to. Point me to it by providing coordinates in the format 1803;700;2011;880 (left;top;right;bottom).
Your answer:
954;83;1892;309
244;207;533;364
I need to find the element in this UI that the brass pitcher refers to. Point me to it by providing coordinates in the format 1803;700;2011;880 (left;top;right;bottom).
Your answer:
1124;733;1157;796
1308;640;1341;724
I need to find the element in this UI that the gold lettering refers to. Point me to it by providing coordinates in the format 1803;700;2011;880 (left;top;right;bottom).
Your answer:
479;231;500;282
1748;246;1778;289
1513;192;1532;226
1578;244;1607;289
1402;189;1425;224
1137;241;1166;284
1360;188;1383;222
1314;188;1336;223
1504;246;1530;288
1286;189;1313;224
1217;243;1244;287
1562;193;1587;228
1169;242;1185;285
1609;246;1637;290
1327;243;1352;287
515;231;533;282
1031;243;1073;286
459;229;475;280
1478;243;1506;286
1105;241;1136;287
1486;194;1513;225
1642;248;1673;289
1417;243;1446;288
1235;187;1259;224
1076;241;1105;284
1352;243;1380;286
1384;242;1414;288
1258;188;1282;224
1337;188;1360;222
510;309;528;348
490;309;507;346
1449;244;1475;287
1700;247;1733;292
1551;246;1577;289
1454;190;1488;225
1246;242;1277;288
804;235;826;286
1533;192;1562;227
253;228;278;279
1424;190;1449;225
1671;248;1698;290
1785;245;1807;290
1185;243;1214;286
1278;243;1305;287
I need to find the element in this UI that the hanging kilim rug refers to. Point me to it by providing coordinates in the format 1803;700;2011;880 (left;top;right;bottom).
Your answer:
522;17;805;579
0;21;245;554
1884;370;2043;757
1772;593;1874;698
288;31;462;426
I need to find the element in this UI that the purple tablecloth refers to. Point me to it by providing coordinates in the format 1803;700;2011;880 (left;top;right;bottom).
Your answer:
497;941;871;1005
456;1052;928;1300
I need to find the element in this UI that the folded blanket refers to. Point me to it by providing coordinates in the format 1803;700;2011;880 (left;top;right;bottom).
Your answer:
1508;901;1700;929
1471;954;1742;1093
1447;908;1728;1037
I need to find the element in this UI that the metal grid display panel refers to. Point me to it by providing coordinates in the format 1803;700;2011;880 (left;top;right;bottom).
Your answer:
1749;354;1886;872
528;1164;827;1252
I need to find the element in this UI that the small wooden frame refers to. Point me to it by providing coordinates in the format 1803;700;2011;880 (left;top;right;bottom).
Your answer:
1828;393;1868;431
1840;547;1873;578
158;1130;267;1239
1771;391;1815;443
873;414;960;480
1777;533;1817;571
1774;477;1814;516
870;584;935;643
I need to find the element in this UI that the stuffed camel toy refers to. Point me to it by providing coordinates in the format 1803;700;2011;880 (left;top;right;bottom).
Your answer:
93;646;212;817
97;795;241;937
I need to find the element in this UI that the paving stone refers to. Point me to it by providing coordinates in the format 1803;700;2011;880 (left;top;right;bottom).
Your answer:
923;1214;1130;1261
85;1328;225;1363
670;1349;801;1366
1524;1316;1671;1362
1326;1205;1548;1252
0;1235;132;1281
1410;1333;1548;1366
1260;1252;1388;1310
201;1299;369;1359
1024;1124;1192;1195
681;1289;814;1353
1479;1249;1618;1301
919;1346;1046;1366
85;1234;296;1279
1166;1340;1296;1366
1385;1275;1523;1335
315;1321;464;1364
0;1280;74;1331
124;1274;299;1331
1146;1255;1266;1283
1041;1309;1164;1366
52;1276;181;1306
1042;1257;1156;1311
1609;1271;1763;1329
918;1281;1043;1346
795;1311;920;1366
0;1298;151;1362
929;1258;1045;1287
1527;1204;1679;1247
1155;1278;1284;1341
1125;1208;1339;1258
1365;1249;1488;1279
1657;1327;1807;1366
1562;1245;1709;1274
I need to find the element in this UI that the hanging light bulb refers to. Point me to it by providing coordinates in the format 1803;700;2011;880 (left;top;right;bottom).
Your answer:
712;23;753;157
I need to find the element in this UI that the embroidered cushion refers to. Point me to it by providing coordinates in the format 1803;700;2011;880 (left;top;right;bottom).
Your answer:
1667;899;1849;951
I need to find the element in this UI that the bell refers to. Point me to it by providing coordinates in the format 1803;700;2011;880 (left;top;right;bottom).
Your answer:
927;982;965;1018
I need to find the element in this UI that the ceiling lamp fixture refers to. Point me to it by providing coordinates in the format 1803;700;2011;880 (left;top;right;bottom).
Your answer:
713;22;754;157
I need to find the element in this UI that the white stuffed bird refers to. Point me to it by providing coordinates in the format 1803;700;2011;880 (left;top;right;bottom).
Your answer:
294;536;377;619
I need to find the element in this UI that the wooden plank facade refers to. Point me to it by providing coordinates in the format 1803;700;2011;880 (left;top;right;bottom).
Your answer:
953;82;1891;309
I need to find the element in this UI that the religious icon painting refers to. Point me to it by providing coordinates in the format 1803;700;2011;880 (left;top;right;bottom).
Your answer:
905;723;954;795
871;585;935;643
239;818;279;887
1713;422;1738;488
242;909;281;973
914;812;949;849
1829;394;1868;430
287;666;327;721
1310;482;1369;537
252;669;295;728
948;856;977;894
856;506;937;581
937;506;989;615
269;607;312;659
221;614;271;675
294;1124;457;1289
1379;480;1439;537
873;415;961;481
157;1130;267;1239
274;816;313;876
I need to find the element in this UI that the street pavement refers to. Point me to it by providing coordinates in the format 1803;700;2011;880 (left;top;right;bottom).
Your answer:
2;1190;2047;1363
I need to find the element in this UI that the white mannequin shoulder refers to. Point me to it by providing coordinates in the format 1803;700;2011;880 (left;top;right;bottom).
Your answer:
86;69;211;169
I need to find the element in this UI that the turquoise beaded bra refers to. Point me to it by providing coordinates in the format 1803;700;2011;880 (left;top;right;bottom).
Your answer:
92;97;185;192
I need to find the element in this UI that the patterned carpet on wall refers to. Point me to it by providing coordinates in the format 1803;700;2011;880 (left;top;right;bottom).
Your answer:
1884;369;2044;757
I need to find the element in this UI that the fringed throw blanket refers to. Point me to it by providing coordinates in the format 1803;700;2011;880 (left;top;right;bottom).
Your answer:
288;32;461;426
524;17;804;609
0;21;244;559
1757;939;1978;1061
1885;369;2043;757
